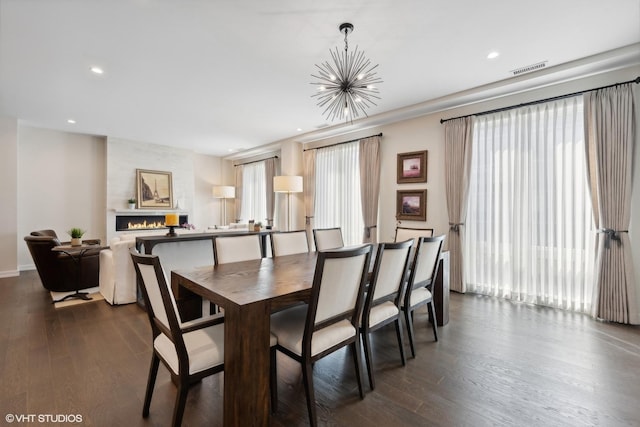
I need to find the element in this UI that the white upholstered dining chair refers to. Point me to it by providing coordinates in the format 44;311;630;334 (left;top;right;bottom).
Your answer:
212;234;262;264
403;235;445;357
130;250;278;426
270;230;310;256
394;226;434;247
312;227;344;251
360;238;413;390
270;244;372;427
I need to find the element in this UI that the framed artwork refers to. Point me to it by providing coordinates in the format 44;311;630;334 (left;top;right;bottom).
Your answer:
396;189;427;221
136;169;173;209
397;150;428;183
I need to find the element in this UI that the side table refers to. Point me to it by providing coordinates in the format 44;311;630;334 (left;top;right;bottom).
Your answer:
51;244;108;303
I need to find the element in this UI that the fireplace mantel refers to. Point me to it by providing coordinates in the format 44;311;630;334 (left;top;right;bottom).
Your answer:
113;209;188;215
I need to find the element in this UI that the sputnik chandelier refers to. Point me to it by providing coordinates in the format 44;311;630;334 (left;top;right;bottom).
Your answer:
311;23;382;122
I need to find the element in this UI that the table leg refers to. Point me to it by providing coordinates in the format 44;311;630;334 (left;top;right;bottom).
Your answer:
223;301;271;427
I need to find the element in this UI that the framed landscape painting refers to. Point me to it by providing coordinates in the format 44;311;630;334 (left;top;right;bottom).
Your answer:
397;150;428;183
396;189;427;221
136;169;173;209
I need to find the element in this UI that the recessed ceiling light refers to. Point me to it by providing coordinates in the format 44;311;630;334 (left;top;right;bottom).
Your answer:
90;66;104;74
487;51;500;59
67;119;76;124
297;128;302;132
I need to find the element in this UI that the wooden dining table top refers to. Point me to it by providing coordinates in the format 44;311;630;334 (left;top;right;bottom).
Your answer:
172;250;321;312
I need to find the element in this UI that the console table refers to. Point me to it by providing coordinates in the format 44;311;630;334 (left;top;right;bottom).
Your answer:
135;230;274;257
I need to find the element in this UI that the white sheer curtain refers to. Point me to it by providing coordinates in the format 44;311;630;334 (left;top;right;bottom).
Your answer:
314;141;364;246
240;161;268;224
464;96;596;313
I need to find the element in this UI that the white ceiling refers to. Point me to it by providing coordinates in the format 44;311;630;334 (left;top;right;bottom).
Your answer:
1;0;639;157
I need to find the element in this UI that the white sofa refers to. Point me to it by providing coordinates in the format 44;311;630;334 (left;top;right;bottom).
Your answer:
99;230;210;305
99;232;154;304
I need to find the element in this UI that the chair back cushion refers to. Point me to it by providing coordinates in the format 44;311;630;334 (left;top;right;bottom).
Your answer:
312;245;371;324
395;227;434;247
135;262;178;331
313;228;344;251
371;241;412;301
30;229;59;238
411;235;445;286
213;234;262;264
271;230;309;256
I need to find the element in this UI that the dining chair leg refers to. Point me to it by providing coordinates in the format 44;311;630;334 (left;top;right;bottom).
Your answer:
404;308;417;358
394;318;407;366
302;360;317;427
172;382;189;427
427;301;438;342
361;331;375;390
143;353;160;417
270;347;278;414
351;340;365;399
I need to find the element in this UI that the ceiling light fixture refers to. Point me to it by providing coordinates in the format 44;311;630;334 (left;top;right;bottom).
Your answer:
67;119;76;124
487;51;500;59
90;66;104;74
311;23;382;123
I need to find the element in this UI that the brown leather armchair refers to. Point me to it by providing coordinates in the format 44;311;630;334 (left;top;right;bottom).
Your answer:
25;230;102;302
30;229;101;246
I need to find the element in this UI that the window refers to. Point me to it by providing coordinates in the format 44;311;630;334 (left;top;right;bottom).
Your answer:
240;161;267;223
464;97;595;313
314;141;364;246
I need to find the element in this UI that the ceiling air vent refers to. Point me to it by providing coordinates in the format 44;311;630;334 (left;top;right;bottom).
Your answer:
510;60;548;76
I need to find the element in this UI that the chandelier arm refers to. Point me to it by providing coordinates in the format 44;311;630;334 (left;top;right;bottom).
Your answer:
310;22;381;122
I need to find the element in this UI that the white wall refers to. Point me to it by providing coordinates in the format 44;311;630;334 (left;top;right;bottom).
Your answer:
290;66;640;307
105;137;224;241
0;118;18;276
193;152;224;229
12;130;224;271
17;127;106;270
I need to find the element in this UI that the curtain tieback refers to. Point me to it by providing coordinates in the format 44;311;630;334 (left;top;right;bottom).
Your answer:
449;222;464;233
364;225;377;239
598;228;628;249
305;215;314;225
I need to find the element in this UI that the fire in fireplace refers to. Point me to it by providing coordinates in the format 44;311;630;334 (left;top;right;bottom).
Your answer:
115;214;188;231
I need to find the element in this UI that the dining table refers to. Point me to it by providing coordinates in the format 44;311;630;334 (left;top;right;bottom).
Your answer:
170;247;449;427
171;251;318;426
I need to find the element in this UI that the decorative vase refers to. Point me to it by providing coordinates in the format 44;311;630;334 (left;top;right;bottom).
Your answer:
70;238;82;246
128;203;136;209
254;225;261;232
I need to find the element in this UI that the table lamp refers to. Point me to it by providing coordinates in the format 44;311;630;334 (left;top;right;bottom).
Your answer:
212;185;235;226
274;176;303;231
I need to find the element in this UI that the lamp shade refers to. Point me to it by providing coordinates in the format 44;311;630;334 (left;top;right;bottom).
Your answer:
212;185;235;199
274;176;303;193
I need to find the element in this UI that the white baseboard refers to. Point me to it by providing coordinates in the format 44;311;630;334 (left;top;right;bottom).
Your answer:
0;270;19;278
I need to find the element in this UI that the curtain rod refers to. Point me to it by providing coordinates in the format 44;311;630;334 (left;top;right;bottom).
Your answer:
303;133;383;152
234;155;278;167
440;76;640;124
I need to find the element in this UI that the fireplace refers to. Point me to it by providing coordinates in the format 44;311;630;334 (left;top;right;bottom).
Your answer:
115;214;188;232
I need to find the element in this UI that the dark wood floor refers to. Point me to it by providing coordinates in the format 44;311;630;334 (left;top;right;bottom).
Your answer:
1;270;638;426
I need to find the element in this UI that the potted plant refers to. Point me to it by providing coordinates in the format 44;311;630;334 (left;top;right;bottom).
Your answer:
67;228;86;246
127;198;136;209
